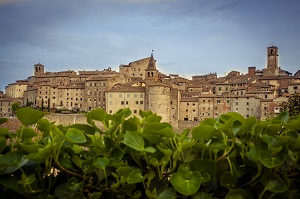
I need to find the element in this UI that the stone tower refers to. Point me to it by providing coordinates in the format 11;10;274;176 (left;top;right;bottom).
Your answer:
34;63;45;76
265;46;279;76
145;51;159;82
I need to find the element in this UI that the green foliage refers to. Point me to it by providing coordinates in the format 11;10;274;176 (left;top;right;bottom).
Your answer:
281;92;300;116
11;102;21;115
0;108;300;198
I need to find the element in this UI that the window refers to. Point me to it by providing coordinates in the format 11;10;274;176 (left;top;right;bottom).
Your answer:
246;102;249;105
134;94;137;98
109;94;112;97
140;94;143;98
227;100;230;103
134;110;137;113
217;100;221;103
109;110;112;113
265;95;268;99
187;103;189;106
186;109;188;112
127;94;130;98
136;101;139;105
236;102;238;105
119;94;122;98
219;87;221;91
109;101;112;105
126;101;128;105
140;101;143;104
121;101;124;105
193;109;195;112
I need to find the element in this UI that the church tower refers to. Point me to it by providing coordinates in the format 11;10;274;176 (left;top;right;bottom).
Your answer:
265;46;279;76
145;51;159;82
34;63;45;76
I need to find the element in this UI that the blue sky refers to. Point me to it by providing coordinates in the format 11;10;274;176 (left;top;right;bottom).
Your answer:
1;0;300;90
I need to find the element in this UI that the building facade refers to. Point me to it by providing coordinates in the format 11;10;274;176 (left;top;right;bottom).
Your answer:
2;46;300;128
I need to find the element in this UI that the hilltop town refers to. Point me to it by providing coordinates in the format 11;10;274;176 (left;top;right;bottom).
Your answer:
1;46;300;130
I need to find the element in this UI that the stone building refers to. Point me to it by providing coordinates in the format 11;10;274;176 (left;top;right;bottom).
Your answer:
3;45;300;130
5;79;28;99
0;92;22;116
106;82;145;115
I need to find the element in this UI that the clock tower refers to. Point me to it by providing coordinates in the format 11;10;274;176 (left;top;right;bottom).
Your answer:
265;46;279;76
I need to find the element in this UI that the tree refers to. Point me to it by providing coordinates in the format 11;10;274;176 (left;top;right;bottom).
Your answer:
41;98;44;111
11;102;20;116
48;98;50;112
281;92;300;116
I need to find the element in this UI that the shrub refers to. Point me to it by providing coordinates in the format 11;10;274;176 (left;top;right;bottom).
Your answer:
0;107;300;198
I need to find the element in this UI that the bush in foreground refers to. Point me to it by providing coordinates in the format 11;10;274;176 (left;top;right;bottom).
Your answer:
0;107;300;199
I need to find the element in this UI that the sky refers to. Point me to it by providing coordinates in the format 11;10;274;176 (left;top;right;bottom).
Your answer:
1;0;300;91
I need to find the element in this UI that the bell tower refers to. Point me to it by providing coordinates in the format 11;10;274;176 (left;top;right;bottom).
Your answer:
265;46;279;76
34;63;45;76
145;51;159;82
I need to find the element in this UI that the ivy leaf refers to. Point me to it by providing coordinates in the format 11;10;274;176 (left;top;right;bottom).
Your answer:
0;150;22;167
284;115;300;130
123;131;144;151
261;172;288;193
127;169;145;184
259;151;285;168
69;124;95;135
18;173;36;186
37;118;51;137
273;111;289;123
225;189;246;199
16;127;37;139
188;159;216;181
67;177;82;192
94;157;110;169
86;108;107;123
170;171;201;196
16;107;47;125
123;131;156;153
192;125;216;141
0;118;8;125
157;188;176;199
0;127;9;137
0;137;6;153
65;128;87;144
220;171;237;187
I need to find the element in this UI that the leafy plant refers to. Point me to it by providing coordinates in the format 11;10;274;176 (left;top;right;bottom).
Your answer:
0;108;299;198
